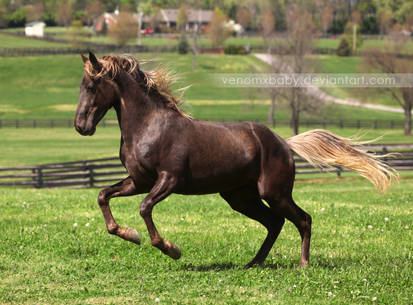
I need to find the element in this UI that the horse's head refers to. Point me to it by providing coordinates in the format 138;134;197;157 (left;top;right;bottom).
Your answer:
75;52;119;136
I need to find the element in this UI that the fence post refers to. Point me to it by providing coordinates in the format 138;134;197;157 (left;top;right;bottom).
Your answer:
89;166;95;187
33;119;36;128
51;120;54;128
36;168;43;188
336;166;342;177
15;119;19;128
374;120;378;129
382;147;388;162
0;119;2;128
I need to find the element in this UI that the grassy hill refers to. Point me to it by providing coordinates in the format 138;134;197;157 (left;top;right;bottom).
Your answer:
0;53;406;121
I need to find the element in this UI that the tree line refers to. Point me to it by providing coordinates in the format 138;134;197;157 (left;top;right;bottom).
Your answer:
0;0;412;35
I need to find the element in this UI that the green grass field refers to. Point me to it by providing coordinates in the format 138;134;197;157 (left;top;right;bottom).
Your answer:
0;53;406;122
0;39;411;304
0;177;411;304
0;33;70;49
4;27;412;54
0;126;409;167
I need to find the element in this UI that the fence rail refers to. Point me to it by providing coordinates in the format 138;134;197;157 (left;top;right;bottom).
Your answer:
1;144;412;188
0;118;407;129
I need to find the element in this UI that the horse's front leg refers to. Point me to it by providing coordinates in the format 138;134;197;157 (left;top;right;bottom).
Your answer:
139;171;181;260
98;176;144;245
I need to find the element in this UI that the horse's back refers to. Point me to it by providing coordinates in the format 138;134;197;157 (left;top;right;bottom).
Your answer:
176;119;293;194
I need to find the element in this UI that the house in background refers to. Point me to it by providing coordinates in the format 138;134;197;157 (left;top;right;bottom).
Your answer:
154;9;213;31
25;21;46;37
93;12;116;35
93;8;213;34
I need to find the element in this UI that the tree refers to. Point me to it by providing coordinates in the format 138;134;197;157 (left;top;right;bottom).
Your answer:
207;7;231;48
378;10;392;34
26;3;44;22
177;5;188;32
236;6;251;31
68;19;86;48
284;6;318;135
108;11;138;47
321;6;333;35
364;33;413;136
261;10;275;38
57;2;73;27
84;0;105;26
350;10;361;25
260;8;276;126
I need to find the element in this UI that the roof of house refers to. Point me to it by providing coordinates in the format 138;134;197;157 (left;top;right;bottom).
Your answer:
94;8;213;29
25;21;46;27
160;9;213;23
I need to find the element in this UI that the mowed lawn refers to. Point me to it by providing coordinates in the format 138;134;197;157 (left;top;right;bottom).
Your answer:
0;33;70;49
0;177;411;304
0;53;268;119
0;126;410;167
0;53;406;125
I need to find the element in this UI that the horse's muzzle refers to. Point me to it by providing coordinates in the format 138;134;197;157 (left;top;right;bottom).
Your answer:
74;121;96;136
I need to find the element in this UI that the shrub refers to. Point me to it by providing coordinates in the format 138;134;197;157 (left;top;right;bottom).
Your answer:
336;37;351;56
224;44;247;55
7;8;27;28
178;34;189;54
108;12;138;47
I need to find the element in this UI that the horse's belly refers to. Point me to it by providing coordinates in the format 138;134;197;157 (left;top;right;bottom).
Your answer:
178;158;259;195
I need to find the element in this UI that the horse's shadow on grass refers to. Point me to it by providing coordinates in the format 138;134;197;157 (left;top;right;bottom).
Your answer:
181;256;352;272
181;262;294;272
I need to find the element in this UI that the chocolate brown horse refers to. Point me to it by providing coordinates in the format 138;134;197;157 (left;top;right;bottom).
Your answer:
75;52;395;268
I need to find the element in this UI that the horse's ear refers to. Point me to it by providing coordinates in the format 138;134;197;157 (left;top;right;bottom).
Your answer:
81;53;88;64
88;51;101;72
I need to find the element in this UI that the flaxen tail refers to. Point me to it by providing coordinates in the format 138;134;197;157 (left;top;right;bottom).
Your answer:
286;129;397;193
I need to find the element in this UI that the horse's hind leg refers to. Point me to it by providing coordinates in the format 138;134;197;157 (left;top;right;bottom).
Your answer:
220;186;285;268
266;195;312;267
98;176;144;245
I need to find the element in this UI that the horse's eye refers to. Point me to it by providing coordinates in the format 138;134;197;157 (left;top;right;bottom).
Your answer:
87;86;96;94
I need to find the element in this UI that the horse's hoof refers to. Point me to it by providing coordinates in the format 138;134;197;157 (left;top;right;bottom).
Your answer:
165;241;181;260
299;260;309;268
125;228;141;245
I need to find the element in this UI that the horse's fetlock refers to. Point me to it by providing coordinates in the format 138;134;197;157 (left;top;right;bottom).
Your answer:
151;237;164;248
107;224;119;234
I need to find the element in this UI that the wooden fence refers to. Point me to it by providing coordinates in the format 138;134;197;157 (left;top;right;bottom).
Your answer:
0;118;407;130
1;144;412;188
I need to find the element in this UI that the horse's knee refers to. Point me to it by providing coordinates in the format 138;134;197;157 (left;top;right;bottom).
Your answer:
139;199;152;218
98;189;108;206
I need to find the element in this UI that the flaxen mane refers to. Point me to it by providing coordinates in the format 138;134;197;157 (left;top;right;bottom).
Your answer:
84;55;189;118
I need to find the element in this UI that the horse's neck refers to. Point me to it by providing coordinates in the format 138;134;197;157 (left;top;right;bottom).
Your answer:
114;72;163;142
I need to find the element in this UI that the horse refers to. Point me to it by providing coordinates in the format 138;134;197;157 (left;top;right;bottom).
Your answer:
74;52;396;268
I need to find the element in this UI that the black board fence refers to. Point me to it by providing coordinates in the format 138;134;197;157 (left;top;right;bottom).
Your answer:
1;144;412;188
0;118;407;130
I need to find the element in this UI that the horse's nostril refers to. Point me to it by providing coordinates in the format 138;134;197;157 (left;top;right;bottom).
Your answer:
75;123;84;134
